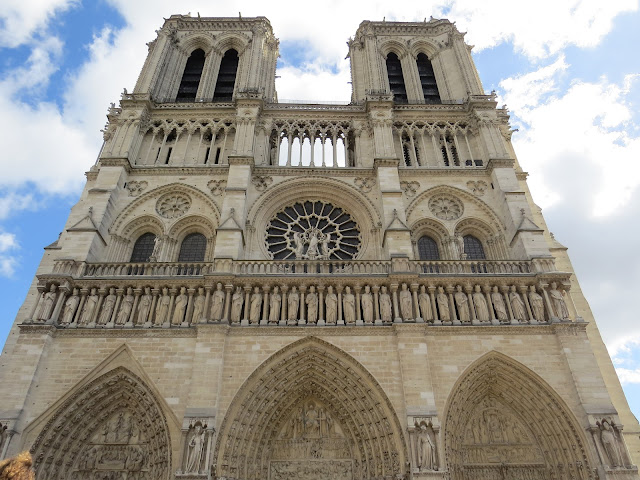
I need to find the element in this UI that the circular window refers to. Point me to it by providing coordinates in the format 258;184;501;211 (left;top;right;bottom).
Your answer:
156;193;191;219
266;201;361;260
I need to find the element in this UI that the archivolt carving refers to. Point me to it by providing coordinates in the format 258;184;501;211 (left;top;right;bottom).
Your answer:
29;367;172;480
178;32;216;55
443;352;594;480
121;214;165;239
214;337;407;480
453;217;495;239
167;214;217;240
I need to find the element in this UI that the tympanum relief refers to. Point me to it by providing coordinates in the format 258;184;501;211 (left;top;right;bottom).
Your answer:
270;399;353;480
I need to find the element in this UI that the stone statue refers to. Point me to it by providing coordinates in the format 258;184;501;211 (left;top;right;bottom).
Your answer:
321;233;331;258
79;288;98;325
418;285;432;322
509;286;526;322
98;287;117;325
455;234;465;258
416;424;436;471
491;286;508;321
151;235;162;259
116;287;134;325
288;286;299;322
269;286;281;324
249;286;262;324
528;285;545;322
361;286;373;323
472;285;489;322
136;286;152;325
155;287;171;326
172;287;188;325
191;287;205;323
211;283;225;321
436;286;450;321
549;282;569;319
186;424;205;473
325;286;337;324
306;286;318;324
399;283;412;320
379;286;392;323
293;232;304;259
600;420;623;467
60;288;80;325
343;286;355;324
454;285;470;323
306;230;320;259
230;286;244;324
38;284;58;322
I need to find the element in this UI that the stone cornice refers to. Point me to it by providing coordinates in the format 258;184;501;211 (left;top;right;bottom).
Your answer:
125;165;230;176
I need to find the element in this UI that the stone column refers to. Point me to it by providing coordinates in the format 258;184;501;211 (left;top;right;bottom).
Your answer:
183;289;195;327
88;290;106;328
146;289;159;327
261;285;270;326
355;285;363;326
466;285;477;325
164;288;177;328
106;289;123;328
539;283;557;322
126;290;141;328
241;285;251;326
428;286;441;326
391;284;401;323
411;284;422;323
520;285;535;324
280;285;288;326
49;286;68;325
71;290;88;328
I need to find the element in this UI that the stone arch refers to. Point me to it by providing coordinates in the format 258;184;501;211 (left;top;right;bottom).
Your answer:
213;32;251;56
121;214;165;239
378;39;409;59
167;214;217;261
28;365;174;480
408;39;439;59
443;351;594;480
214;337;408;480
410;217;449;259
247;177;382;259
179;32;215;55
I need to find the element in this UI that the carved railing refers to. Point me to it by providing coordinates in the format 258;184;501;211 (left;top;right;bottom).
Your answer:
233;260;390;275
412;260;534;275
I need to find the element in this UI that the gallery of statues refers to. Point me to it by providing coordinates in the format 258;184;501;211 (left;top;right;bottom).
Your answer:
0;13;637;480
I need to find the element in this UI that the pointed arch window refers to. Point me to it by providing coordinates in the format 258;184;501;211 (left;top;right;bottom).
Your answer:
213;49;239;102
463;235;485;260
178;233;207;262
130;232;156;262
417;236;440;260
416;53;441;104
176;49;205;102
386;52;407;104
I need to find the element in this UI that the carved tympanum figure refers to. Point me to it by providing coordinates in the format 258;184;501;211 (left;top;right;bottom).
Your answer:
230;286;244;324
529;285;545;322
116;287;134;325
454;285;470;323
379;286;392;323
269;286;281;324
418;285;432;322
250;286;262;324
60;288;80;325
343;286;355;324
210;282;225;321
306;286;318;324
172;287;188;325
185;424;206;473
549;282;569;319
399;283;412;320
436;286;449;321
325;286;337;324
491;286;508;322
38;284;58;322
473;285;489;322
98;288;117;325
361;286;373;323
509;286;526;322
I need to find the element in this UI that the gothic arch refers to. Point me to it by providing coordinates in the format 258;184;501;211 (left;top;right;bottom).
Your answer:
213;32;251;56
443;351;594;480
28;364;175;480
408;39;439;59
378;39;409;59
214;337;408;480
179;32;215;55
167;214;217;261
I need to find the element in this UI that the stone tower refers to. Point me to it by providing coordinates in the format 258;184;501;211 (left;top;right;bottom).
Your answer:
0;14;637;480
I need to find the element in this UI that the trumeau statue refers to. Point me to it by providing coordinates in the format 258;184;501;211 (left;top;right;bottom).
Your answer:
399;283;412;320
529;285;545;322
436;286;449;321
211;282;225;321
231;286;244;323
418;285;432;322
454;285;470;323
343;286;355;324
361;285;373;323
379;286;392;323
269;286;281;324
325;286;337;324
60;288;80;325
250;286;262;324
491;286;508;322
473;285;489;322
306;286;318;324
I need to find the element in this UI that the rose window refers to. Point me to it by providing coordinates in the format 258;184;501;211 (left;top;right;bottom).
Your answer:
428;195;463;220
156;193;191;219
266;201;361;260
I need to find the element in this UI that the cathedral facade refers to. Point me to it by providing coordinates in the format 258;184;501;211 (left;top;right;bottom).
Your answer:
0;14;638;480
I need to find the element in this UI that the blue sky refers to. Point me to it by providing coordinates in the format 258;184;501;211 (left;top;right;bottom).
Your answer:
1;0;640;418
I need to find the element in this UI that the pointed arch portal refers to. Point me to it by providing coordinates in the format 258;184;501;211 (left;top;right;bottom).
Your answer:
444;352;593;480
214;337;407;480
30;367;172;480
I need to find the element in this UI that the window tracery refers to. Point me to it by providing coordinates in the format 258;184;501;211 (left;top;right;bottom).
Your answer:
418;236;440;260
464;235;486;260
178;233;207;262
130;233;156;263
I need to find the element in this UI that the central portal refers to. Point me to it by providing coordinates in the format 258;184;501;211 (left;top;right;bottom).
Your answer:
269;398;353;480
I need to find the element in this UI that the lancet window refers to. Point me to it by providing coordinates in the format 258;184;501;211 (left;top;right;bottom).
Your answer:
464;234;486;260
386;52;408;104
417;236;440;260
176;49;206;102
130;233;156;262
269;120;355;167
416;53;441;104
178;233;207;262
213;49;239;101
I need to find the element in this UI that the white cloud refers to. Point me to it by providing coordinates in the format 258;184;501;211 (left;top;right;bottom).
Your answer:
0;232;19;277
616;368;640;385
0;0;78;48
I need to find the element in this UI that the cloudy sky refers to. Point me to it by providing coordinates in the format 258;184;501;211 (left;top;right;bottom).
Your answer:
1;0;640;414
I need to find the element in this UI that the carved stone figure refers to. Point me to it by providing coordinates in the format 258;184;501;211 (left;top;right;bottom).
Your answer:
473;285;489;322
509;286;526;322
306;286;318;324
418;285;432;322
454;285;470;323
600;420;623;467
155;287;171;326
455;234;465;258
321;233;331;258
116;287;134;325
293;232;304;259
172;287;188;325
186;424;206;473
436;286;450;321
98;288;117;325
137;287;152;325
306;230;320;258
549;282;569;319
60;288;80;325
325;286;337;324
79;288;98;325
343;286;355;324
399;283;412;320
491;286;508;321
151;235;162;259
250;286;262;324
231;286;244;324
38;284;58;322
288;286;299;322
416;424;436;471
192;287;205;323
269;286;281;323
361;286;373;323
379;286;392;323
211;283;225;321
529;285;545;322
